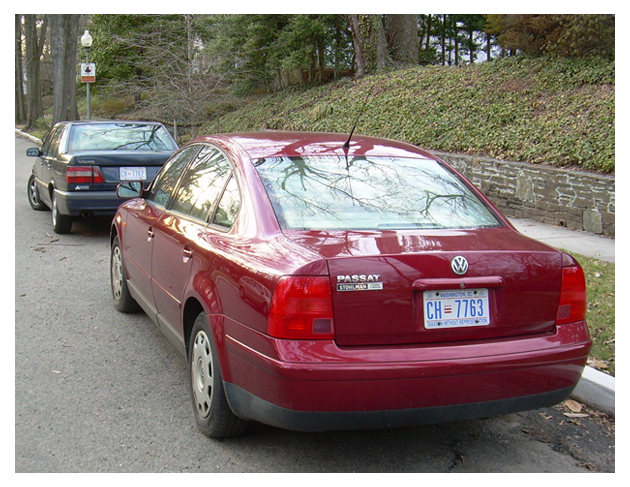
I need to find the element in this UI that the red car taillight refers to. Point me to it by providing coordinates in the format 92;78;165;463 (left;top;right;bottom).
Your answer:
267;276;334;340
555;265;587;325
66;166;105;184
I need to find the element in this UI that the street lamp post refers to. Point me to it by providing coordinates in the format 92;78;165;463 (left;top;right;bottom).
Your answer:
81;30;93;120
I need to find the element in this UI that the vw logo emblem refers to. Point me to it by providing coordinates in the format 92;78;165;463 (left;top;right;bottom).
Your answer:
451;256;469;276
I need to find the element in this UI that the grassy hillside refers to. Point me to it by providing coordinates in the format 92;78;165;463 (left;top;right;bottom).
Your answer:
212;57;614;173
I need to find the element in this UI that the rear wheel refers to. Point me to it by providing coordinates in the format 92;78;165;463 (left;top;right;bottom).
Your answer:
51;192;72;234
27;175;47;211
111;236;140;313
189;313;248;438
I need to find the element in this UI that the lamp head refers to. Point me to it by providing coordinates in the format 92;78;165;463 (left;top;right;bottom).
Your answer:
81;30;93;48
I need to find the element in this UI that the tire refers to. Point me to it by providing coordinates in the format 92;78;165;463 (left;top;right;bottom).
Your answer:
189;313;248;438
27;174;47;211
51;192;72;234
110;236;141;313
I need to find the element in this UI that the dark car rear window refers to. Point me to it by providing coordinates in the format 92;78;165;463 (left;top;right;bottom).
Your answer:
68;123;177;152
254;155;502;231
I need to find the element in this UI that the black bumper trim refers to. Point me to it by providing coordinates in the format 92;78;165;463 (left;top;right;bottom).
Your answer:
224;382;575;432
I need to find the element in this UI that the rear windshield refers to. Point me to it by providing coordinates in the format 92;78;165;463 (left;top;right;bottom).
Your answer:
255;155;502;231
68;123;177;152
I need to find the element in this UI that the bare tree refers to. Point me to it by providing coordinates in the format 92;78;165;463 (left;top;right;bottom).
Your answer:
136;15;225;136
22;14;48;129
348;15;391;76
385;15;419;65
15;15;26;125
49;14;80;124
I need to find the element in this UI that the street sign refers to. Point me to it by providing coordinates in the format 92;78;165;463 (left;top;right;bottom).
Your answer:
81;63;96;83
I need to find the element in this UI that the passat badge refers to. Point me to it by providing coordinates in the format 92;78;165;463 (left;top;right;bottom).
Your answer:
451;256;469;276
336;274;383;292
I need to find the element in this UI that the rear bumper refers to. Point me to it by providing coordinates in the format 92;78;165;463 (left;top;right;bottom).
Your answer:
223;320;591;431
54;188;121;216
225;383;575;432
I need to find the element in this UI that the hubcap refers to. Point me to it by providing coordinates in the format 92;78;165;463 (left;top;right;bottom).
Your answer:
111;246;124;300
52;196;58;226
191;330;213;418
29;179;38;206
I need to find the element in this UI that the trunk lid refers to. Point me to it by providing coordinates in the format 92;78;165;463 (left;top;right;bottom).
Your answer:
71;151;172;190
286;227;563;346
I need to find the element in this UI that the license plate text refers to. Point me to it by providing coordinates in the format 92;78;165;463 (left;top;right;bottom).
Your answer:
120;167;147;181
423;288;490;329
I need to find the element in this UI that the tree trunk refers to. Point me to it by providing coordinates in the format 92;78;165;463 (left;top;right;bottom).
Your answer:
348;14;390;76
440;15;447;65
385;14;419;65
486;32;492;60
424;14;432;51
23;14;47;130
454;34;459;66
15;15;26;125
333;16;341;78
50;14;80;124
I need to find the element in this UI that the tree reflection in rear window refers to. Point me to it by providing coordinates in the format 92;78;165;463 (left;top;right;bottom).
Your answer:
254;155;502;231
68;123;177;152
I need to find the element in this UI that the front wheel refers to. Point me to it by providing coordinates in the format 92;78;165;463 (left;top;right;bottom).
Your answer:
189;313;248;438
51;192;72;234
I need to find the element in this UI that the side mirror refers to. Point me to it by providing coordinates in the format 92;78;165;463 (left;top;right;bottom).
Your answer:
116;181;144;199
26;147;41;157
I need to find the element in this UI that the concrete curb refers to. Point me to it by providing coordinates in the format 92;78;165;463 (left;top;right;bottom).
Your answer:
571;366;615;418
15;128;42;145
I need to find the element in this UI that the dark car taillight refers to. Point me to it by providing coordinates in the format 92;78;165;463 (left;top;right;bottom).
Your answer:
267;276;334;340
66;166;105;184
555;265;587;325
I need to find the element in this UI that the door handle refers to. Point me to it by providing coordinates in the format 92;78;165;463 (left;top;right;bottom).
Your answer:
147;227;155;241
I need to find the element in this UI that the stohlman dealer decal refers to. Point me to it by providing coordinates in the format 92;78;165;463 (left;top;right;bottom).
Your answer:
336;274;383;292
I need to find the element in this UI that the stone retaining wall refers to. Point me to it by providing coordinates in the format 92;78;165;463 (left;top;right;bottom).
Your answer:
437;152;615;237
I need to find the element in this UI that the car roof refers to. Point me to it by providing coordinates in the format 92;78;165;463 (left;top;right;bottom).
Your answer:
59;120;164;127
189;131;438;161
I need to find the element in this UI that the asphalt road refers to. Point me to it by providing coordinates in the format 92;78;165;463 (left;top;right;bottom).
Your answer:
14;134;615;473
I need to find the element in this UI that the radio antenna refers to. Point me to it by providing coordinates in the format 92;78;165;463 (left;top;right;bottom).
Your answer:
343;82;375;150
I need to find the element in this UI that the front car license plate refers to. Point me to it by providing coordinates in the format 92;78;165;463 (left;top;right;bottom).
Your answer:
423;288;490;329
120;167;147;181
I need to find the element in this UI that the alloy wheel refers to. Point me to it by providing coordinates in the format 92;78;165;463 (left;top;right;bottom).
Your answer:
28;178;39;207
52;195;59;227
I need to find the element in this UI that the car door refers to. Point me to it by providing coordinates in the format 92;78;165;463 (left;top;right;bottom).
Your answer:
122;145;201;316
150;144;234;336
36;124;65;207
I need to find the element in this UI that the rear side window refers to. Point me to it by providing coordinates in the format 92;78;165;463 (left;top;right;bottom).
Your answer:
68;123;177;152
254;155;501;231
170;145;233;221
212;176;240;228
148;145;199;207
41;125;65;158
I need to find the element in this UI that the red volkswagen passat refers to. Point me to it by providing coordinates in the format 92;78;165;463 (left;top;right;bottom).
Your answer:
110;131;590;438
